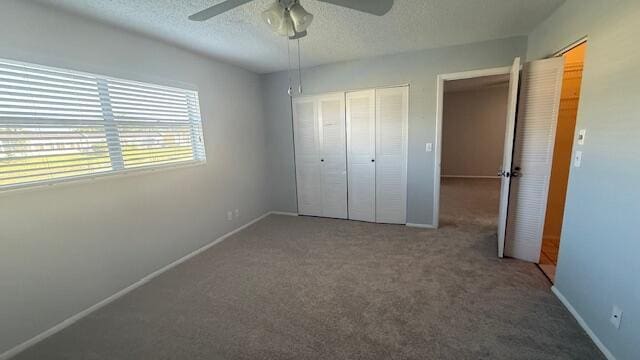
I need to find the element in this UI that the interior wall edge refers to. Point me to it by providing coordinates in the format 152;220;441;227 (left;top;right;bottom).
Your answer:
0;212;276;360
0;1;263;95
262;36;528;225
527;1;640;358
551;286;616;360
405;223;437;229
0;0;271;354
25;0;261;76
269;211;299;216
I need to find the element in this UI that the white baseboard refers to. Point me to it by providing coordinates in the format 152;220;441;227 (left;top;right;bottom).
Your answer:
406;223;436;229
0;212;272;360
551;286;616;360
269;211;299;216
441;175;500;179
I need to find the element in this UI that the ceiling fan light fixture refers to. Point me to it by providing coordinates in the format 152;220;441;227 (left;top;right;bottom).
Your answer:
289;3;313;32
261;2;285;32
276;14;296;37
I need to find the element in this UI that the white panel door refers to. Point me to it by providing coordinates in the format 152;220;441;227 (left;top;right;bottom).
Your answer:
505;57;565;262
318;93;348;219
497;57;521;258
292;97;322;217
375;86;408;224
346;90;376;222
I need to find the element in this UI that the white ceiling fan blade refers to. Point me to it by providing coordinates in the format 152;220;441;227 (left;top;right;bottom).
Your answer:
315;0;393;16
189;0;256;21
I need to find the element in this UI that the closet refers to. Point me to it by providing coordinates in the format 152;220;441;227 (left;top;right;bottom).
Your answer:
292;93;348;219
293;86;408;224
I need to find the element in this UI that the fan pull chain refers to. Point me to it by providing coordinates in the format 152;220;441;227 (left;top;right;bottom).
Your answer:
297;38;303;94
287;38;293;96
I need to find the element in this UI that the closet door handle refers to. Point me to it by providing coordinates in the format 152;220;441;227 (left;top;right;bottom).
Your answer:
371;159;375;162
320;159;324;162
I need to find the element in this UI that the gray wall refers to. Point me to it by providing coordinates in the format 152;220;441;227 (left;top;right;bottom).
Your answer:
527;1;640;359
262;37;527;225
441;86;508;177
262;73;298;213
0;0;269;354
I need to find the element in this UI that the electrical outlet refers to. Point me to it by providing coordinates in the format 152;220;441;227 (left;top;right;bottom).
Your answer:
234;209;239;218
227;211;233;221
610;306;622;329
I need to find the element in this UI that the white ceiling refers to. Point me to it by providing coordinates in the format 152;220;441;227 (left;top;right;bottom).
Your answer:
32;0;565;74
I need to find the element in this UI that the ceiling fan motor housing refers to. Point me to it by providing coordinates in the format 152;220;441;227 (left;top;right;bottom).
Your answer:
279;0;299;10
263;0;312;38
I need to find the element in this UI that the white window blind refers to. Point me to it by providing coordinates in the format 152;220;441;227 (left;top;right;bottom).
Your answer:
0;58;205;190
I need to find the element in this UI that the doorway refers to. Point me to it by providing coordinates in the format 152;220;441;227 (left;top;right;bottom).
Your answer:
435;53;575;265
433;62;519;249
438;74;510;228
538;42;587;282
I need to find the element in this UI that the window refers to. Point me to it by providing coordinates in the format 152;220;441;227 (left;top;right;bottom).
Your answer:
0;58;206;190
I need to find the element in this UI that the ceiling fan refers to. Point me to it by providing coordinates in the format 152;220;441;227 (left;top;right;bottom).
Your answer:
189;0;394;39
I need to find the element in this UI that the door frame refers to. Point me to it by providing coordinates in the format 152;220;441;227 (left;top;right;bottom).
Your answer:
551;36;588;57
433;66;512;228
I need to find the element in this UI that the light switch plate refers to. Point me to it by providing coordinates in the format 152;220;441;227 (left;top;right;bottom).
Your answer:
574;151;582;167
425;143;433;152
577;129;587;145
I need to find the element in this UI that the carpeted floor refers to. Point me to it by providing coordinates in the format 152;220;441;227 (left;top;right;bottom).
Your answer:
13;178;603;359
439;177;501;227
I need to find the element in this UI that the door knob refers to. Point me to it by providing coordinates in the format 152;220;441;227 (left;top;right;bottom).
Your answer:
511;166;521;178
371;159;375;162
498;170;511;178
320;159;324;162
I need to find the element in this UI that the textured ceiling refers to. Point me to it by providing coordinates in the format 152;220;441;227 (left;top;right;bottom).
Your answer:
32;0;565;74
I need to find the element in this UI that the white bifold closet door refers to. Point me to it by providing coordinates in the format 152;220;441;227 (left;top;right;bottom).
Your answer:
346;90;376;222
293;94;347;219
318;94;348;219
292;97;323;216
505;57;565;262
375;86;408;224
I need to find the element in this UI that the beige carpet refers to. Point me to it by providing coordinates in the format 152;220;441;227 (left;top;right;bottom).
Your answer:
439;177;501;227
13;178;603;359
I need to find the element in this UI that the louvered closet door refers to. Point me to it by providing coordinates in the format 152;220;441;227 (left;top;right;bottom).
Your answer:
318;94;348;219
292;97;322;217
375;86;408;224
346;90;376;222
505;57;564;262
